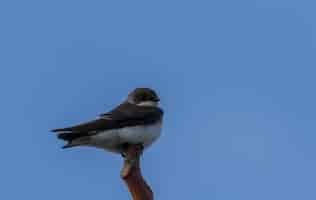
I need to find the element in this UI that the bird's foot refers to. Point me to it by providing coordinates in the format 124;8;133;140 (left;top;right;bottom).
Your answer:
135;143;144;152
121;143;129;158
121;143;144;159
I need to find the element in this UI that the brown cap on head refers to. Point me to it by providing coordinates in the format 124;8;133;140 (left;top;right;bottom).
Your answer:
127;88;160;104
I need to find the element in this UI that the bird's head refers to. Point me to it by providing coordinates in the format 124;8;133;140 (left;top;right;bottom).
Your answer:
127;88;160;107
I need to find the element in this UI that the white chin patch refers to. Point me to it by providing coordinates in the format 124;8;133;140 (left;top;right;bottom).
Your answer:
137;101;158;107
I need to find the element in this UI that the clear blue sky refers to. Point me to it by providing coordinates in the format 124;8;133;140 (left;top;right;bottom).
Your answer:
1;0;316;199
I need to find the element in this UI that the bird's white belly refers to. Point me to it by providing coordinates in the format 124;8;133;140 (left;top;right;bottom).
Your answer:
90;122;162;153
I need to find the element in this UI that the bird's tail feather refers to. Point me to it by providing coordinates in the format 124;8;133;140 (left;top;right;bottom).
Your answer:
61;136;90;149
54;131;91;149
57;131;90;141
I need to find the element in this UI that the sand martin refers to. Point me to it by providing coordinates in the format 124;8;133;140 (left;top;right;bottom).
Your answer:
52;88;163;154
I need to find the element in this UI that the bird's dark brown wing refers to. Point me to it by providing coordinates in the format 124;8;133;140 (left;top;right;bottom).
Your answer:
52;102;163;133
99;102;163;127
51;118;112;133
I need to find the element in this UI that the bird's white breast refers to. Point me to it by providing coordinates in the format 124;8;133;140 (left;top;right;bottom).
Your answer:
90;122;162;153
118;122;162;146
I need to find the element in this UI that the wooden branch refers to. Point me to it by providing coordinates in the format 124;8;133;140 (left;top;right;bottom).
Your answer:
120;145;153;200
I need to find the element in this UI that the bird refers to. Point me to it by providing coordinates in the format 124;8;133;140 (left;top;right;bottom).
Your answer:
51;88;163;155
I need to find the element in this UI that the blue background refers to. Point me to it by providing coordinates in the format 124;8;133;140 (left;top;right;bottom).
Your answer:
1;0;316;199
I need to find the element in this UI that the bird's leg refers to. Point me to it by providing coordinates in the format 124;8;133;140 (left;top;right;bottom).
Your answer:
121;143;130;158
133;143;144;156
124;144;143;162
121;143;143;158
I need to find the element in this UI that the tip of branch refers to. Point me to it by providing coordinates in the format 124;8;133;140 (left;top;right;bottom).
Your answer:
120;144;154;200
120;145;142;179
